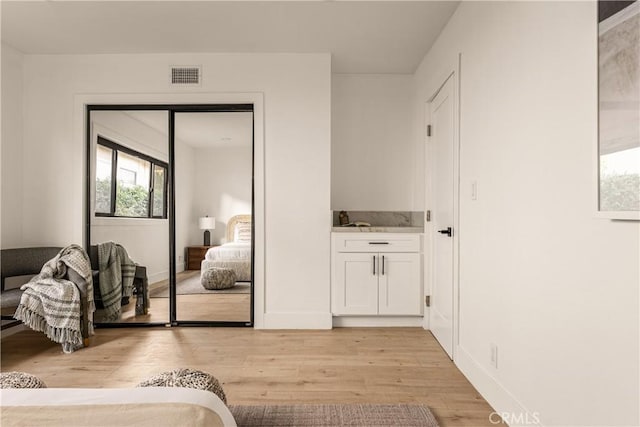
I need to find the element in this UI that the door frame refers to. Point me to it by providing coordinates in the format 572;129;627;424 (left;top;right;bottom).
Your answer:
78;92;265;329
424;54;461;361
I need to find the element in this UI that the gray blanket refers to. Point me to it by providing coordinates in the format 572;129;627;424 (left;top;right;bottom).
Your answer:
14;244;94;353
97;242;136;322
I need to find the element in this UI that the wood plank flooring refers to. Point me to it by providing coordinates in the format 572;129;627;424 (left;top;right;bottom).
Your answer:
1;327;495;426
117;294;251;323
114;270;251;323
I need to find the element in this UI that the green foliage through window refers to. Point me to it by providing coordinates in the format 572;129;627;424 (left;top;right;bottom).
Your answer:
96;178;112;214
115;182;150;217
600;173;640;211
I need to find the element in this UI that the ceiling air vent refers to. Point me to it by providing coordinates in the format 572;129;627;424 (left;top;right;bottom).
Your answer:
170;66;201;85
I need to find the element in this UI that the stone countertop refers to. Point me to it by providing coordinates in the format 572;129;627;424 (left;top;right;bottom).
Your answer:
331;226;423;233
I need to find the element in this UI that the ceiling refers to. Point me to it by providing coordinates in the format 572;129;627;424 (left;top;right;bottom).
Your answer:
125;111;253;148
0;1;460;74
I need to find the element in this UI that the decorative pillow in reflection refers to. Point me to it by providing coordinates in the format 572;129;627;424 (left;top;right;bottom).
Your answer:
234;222;252;243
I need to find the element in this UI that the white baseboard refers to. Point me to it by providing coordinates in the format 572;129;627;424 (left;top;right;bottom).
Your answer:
455;345;541;426
262;312;332;329
148;270;169;285
333;316;424;327
147;266;188;290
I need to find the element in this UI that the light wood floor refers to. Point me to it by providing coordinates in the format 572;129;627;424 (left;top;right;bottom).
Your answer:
1;327;495;426
115;270;251;323
117;294;251;323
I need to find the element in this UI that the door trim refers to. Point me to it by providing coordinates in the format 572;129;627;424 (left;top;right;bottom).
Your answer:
424;54;461;361
77;92;265;328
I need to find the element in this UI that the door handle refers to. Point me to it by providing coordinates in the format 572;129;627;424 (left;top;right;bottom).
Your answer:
381;255;385;275
373;255;376;276
438;227;453;237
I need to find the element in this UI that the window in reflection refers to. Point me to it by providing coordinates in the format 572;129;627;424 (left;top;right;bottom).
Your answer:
95;136;168;219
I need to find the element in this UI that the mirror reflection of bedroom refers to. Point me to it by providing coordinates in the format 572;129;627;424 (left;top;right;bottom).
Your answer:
169;111;253;323
88;107;253;326
89;109;170;325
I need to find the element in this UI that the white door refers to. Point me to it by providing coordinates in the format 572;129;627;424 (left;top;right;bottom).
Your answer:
333;252;379;315
429;75;456;358
378;252;421;315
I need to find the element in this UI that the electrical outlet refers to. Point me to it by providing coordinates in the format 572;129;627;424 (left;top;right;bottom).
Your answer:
471;181;478;200
490;343;498;369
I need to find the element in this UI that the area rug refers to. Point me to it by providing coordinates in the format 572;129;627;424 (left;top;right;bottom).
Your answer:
228;404;439;427
149;274;251;298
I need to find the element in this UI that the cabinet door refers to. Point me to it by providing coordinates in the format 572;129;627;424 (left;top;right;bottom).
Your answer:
378;253;421;315
333;252;379;315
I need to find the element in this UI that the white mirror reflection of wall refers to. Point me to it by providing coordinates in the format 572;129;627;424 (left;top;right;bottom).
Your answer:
90;110;169;324
598;1;640;216
174;112;253;322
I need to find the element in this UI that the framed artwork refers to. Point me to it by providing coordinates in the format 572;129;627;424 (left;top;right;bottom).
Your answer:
598;0;639;220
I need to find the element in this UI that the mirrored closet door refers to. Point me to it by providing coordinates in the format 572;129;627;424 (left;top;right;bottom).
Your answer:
87;109;170;325
86;105;254;327
173;110;254;324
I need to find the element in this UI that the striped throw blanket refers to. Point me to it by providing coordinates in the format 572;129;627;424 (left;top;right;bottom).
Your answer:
14;245;94;353
97;242;136;322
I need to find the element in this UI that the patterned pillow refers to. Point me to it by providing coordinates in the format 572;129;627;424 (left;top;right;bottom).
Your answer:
137;368;227;404
0;372;47;389
233;222;252;243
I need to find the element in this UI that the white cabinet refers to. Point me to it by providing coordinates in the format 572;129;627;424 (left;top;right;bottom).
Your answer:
334;252;379;315
378;252;421;315
332;233;422;316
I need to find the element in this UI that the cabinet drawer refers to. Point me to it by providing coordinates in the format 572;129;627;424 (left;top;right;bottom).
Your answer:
333;233;421;253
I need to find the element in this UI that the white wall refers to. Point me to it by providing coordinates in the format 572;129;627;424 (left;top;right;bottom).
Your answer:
332;74;419;210
175;140;196;271
18;52;331;328
193;145;252;245
89;110;170;283
1;44;24;248
91;220;169;284
415;2;639;426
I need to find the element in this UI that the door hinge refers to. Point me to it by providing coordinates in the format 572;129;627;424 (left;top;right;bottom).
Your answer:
425;296;431;307
427;125;432;137
426;210;431;222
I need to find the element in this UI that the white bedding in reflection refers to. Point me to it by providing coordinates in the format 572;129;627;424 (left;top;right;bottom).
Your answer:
205;242;251;261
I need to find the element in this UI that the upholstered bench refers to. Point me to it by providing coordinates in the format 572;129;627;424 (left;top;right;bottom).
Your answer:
201;267;236;290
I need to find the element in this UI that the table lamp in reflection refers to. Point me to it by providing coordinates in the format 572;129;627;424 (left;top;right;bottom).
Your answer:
199;216;216;246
